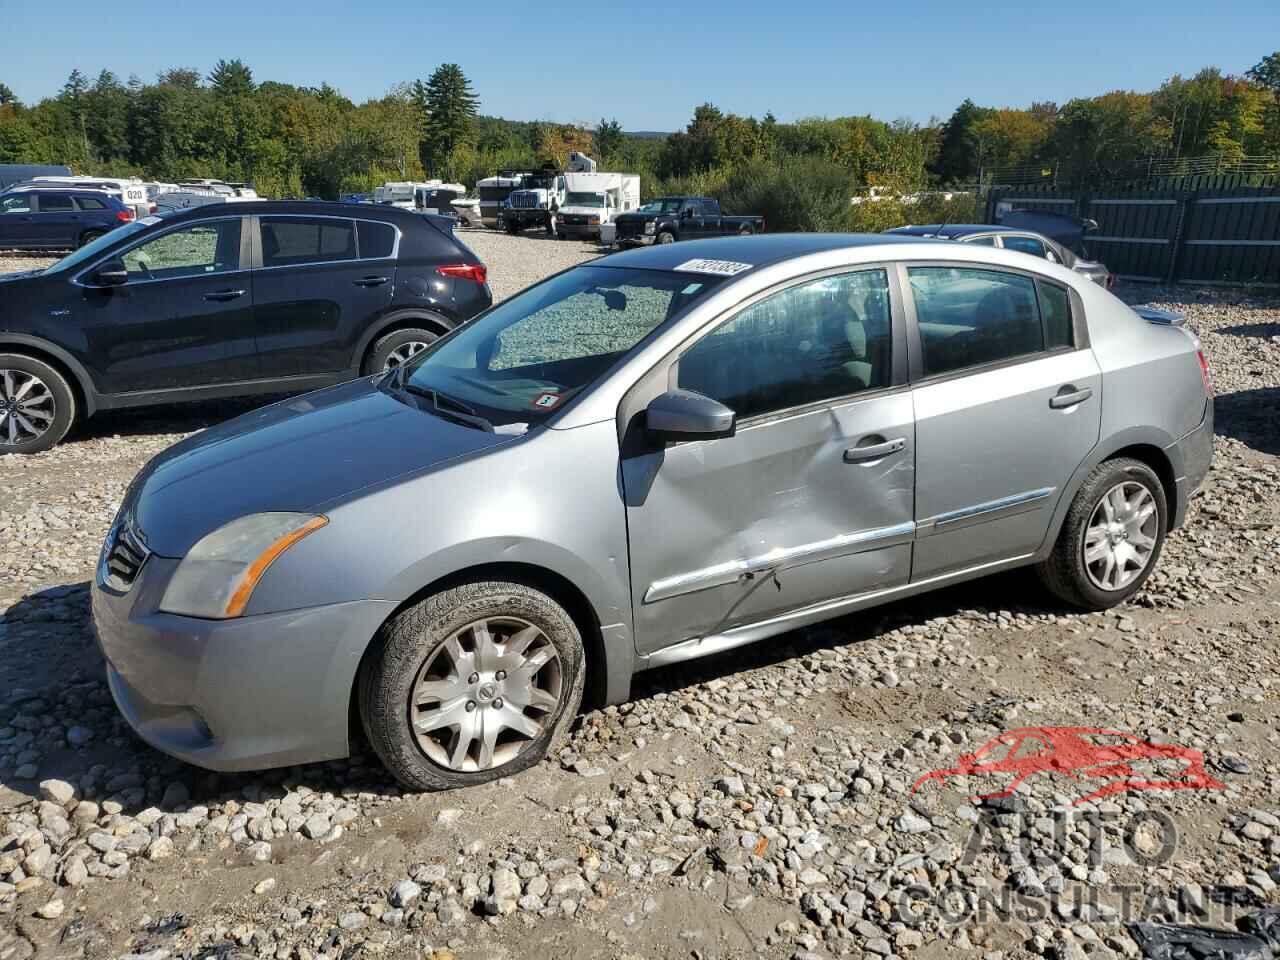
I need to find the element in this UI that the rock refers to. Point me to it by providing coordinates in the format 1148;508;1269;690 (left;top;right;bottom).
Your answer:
60;859;88;888
38;779;76;806
36;899;65;920
896;812;932;834
301;814;331;840
436;809;463;826
437;899;467;925
65;727;93;748
714;775;746;797
245;842;272;863
146;837;175;860
389;879;421;908
253;878;277;895
337;912;366;931
161;783;190;808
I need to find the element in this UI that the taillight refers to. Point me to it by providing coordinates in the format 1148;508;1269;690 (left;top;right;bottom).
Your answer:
116;209;135;223
1196;348;1213;396
436;263;487;285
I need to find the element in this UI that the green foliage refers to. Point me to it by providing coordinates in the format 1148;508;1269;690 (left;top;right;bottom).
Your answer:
417;64;479;177
593;118;624;163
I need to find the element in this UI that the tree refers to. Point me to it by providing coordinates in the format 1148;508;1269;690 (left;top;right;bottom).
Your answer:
0;83;19;108
208;59;255;97
418;64;479;175
157;67;202;89
593;118;624;161
933;99;994;182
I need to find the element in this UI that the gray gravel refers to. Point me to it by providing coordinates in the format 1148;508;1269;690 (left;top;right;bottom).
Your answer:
0;239;1278;959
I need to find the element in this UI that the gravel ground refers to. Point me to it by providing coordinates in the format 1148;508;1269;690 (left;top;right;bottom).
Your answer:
1;236;1278;960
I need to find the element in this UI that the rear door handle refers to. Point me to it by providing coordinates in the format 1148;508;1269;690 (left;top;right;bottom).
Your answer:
354;276;389;287
843;437;906;463
1049;386;1093;409
203;289;246;302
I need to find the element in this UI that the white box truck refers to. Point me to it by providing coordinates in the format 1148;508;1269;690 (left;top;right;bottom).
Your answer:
555;171;641;241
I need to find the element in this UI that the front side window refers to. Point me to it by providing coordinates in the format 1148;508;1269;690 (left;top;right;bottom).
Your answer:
700;200;719;216
401;266;723;428
1;194;32;214
1001;235;1047;259
678;269;892;420
260;216;355;267
909;267;1044;377
37;193;75;212
121;220;241;280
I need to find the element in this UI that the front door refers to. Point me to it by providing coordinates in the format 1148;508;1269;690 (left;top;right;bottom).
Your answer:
31;193;81;248
0;193;38;246
77;217;258;394
624;267;915;655
904;264;1101;579
251;215;395;377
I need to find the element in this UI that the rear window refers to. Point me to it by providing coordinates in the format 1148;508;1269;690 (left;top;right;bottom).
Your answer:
76;196;108;210
357;220;397;259
261;217;355;267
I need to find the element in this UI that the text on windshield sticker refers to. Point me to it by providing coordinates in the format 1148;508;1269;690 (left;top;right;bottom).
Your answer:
673;258;753;277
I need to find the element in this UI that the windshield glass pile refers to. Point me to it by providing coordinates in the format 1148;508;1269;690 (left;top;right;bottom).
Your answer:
397;266;724;429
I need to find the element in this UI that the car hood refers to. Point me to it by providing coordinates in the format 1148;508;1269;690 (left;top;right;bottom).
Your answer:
0;269;45;283
615;211;659;221
131;377;517;557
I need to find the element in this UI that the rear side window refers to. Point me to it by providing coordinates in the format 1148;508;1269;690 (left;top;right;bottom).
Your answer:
908;267;1043;377
357;220;396;259
1037;280;1073;350
966;236;997;247
37;193;75;212
76;196;107;210
261;217;355;267
1002;235;1047;258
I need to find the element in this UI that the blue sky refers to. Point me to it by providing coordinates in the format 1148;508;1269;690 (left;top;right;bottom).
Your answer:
4;0;1277;130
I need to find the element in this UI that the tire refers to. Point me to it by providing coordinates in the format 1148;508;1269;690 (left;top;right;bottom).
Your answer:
0;353;76;454
362;327;440;376
505;221;520;235
359;580;586;792
78;230;106;248
1036;457;1168;610
737;225;753;237
656;231;676;245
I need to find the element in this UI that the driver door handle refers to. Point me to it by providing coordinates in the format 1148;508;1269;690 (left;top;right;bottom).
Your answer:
203;289;246;302
354;276;389;287
1049;386;1093;409
844;437;906;463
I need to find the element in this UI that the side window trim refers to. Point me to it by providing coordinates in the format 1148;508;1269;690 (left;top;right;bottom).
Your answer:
897;260;1083;386
72;216;249;288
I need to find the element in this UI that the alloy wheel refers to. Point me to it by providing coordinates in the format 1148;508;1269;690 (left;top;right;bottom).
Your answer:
383;341;430;370
1083;481;1158;591
410;617;563;772
0;369;56;447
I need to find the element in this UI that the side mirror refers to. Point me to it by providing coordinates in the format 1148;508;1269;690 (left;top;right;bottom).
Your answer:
646;389;735;443
1081;218;1099;232
91;260;129;286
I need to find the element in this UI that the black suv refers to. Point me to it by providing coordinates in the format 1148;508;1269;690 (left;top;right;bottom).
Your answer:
0;201;492;452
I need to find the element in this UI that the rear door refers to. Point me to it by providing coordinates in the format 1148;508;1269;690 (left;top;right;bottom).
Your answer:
904;263;1100;579
625;267;914;654
250;215;396;377
32;193;81;247
77;216;258;393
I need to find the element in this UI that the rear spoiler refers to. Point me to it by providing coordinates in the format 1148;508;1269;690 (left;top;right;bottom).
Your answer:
1132;306;1185;327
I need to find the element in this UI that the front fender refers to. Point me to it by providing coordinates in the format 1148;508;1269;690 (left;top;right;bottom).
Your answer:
0;332;100;415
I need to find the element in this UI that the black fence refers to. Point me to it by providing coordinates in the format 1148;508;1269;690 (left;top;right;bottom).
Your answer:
985;178;1280;286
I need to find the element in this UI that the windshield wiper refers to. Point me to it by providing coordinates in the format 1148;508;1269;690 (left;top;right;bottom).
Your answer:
401;381;494;432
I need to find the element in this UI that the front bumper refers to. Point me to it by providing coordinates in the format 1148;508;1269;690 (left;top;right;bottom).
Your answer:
92;556;396;772
1168;398;1214;529
504;208;549;227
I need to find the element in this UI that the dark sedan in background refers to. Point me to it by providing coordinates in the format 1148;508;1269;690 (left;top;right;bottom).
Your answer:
0;201;491;453
1;186;136;250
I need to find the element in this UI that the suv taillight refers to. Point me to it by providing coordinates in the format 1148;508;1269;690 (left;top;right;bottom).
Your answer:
1196;348;1213;397
437;263;487;286
116;209;135;223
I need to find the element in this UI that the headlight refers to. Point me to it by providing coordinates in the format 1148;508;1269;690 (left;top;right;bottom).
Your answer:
160;513;327;619
644;222;656;235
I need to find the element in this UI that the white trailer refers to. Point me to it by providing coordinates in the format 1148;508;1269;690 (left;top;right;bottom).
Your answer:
476;172;528;229
555;171;641;240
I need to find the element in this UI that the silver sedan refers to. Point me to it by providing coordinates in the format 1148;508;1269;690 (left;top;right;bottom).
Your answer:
92;234;1213;790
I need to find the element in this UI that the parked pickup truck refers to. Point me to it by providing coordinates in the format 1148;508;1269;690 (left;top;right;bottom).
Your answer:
613;196;765;246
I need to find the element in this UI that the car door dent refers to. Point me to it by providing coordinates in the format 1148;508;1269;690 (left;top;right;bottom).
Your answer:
644;519;917;604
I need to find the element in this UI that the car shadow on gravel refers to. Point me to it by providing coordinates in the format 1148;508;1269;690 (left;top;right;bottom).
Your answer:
1217;321;1280;340
64;395;291;443
1214;387;1280;456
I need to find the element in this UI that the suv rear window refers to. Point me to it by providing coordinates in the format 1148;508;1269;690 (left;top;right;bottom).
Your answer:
357;220;396;259
261;217;356;267
76;196;108;210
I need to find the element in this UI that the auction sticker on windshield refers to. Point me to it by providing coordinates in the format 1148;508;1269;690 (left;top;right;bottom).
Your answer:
673;258;753;277
532;392;562;410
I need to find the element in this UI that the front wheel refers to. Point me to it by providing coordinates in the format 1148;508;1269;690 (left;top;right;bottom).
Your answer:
359;581;586;791
656;231;676;245
0;354;76;454
1036;458;1167;610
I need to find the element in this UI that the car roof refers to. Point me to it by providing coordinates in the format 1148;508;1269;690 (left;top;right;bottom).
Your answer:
155;200;432;224
4;184;116;195
596;232;944;273
886;224;1002;239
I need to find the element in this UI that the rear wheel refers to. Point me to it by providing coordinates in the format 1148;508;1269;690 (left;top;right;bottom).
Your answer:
737;224;753;236
0;354;76;454
359;581;586;791
362;327;439;376
79;230;106;248
1036;457;1167;610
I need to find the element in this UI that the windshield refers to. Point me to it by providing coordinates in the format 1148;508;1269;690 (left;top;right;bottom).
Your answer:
43;220;151;275
397;266;724;429
638;198;682;214
565;192;605;207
